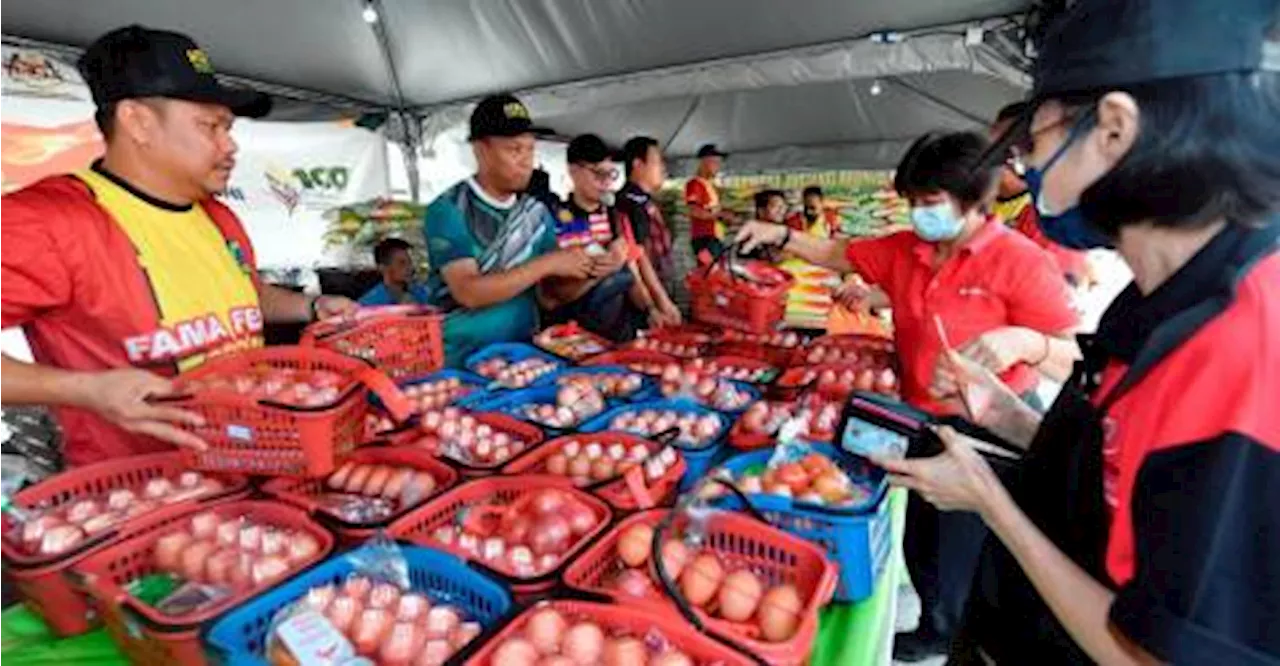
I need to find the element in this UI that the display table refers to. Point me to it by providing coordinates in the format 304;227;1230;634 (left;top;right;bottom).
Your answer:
0;489;906;665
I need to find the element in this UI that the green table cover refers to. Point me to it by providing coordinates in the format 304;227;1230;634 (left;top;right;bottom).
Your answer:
0;490;906;665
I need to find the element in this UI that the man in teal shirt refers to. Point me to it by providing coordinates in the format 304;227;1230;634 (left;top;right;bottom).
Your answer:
423;94;596;366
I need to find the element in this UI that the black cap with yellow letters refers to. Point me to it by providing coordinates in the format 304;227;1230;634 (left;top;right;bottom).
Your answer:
77;25;271;118
468;93;554;141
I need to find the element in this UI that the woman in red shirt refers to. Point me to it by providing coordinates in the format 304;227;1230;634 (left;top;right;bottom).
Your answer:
737;130;1079;659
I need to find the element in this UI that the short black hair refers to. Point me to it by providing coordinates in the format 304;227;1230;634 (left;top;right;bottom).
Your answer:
753;189;785;212
567;134;613;165
1069;72;1280;233
893;131;998;211
373;238;413;266
94;101;119;139
622;136;659;179
995;101;1027;125
802;186;823;200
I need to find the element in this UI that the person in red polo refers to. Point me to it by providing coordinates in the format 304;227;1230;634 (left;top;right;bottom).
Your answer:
874;0;1280;663
0;26;355;467
736;130;1079;660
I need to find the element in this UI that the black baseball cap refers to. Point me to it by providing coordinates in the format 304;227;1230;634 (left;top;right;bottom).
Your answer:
566;134;616;164
983;0;1279;166
696;143;728;159
468;94;554;141
77;25;271;118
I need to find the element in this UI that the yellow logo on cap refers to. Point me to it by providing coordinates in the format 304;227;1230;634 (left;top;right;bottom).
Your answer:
186;49;214;74
558;208;574;222
503;102;530;120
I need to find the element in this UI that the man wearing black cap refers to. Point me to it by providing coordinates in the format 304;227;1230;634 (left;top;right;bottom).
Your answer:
0;25;356;467
546;134;681;339
870;0;1280;664
685;143;735;261
419;94;595;365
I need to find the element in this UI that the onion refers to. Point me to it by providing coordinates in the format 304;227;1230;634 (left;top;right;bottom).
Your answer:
562;622;605;666
531;489;569;516
563;501;597;537
616;524;654;567
491;638;540;666
525;606;568;655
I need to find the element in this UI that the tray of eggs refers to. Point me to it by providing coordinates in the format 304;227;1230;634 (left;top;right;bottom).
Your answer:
580;401;728;451
74;501;331;627
545;366;653;402
387;481;612;588
260;447;457;530
627;335;705;359
474;381;608;432
404;407;544;472
657;363;758;413
775;363;899;399
534;321;615;361
364;370;490;436
560;509;838;666
730;398;843;450
3;457;245;565
177;365;352;408
716;329;805;348
471;600;757;666
503;433;686;511
684;356;778;385
580;349;681;377
467;343;566;389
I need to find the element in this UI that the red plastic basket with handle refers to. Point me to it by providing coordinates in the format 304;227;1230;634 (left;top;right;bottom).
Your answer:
1;453;249;637
561;507;838;666
686;252;794;334
500;432;685;512
71;500;334;666
259;445;458;546
463;599;758;665
300;304;445;380
386;476;612;602
166;346;413;477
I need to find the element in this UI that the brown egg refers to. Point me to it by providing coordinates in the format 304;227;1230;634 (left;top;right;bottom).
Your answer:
679;553;724;608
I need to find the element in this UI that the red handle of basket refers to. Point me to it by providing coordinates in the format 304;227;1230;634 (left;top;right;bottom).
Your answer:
814;557;840;606
355;367;414;423
620;465;656;509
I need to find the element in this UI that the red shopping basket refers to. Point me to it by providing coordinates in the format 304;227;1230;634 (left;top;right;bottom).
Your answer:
1;453;249;637
72;500;334;666
463;600;757;665
581;349;680;376
561;507;837;666
687;247;793;334
166;346;413;477
301;304;445;380
259;445;458;546
387;476;612;602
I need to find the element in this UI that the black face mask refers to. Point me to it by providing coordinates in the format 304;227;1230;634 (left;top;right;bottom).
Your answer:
803;207;819;221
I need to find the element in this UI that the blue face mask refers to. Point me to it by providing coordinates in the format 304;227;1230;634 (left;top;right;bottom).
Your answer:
910;203;965;242
1024;119;1113;250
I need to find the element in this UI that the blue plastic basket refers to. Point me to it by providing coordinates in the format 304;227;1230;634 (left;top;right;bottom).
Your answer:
707;442;892;603
533;364;661;403
204;544;513;665
464;342;565;381
579;398;731;492
459;384;607;435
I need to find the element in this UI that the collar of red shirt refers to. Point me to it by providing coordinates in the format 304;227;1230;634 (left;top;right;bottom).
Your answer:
911;215;1006;265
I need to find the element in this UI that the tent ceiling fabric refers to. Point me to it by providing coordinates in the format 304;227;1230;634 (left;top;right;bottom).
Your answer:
3;0;1034;171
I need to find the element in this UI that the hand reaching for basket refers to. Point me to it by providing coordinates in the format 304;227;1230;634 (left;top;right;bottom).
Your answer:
734;221;790;254
72;368;208;451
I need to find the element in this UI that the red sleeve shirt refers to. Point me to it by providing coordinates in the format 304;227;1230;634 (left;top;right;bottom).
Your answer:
2;173;264;466
684;177;719;240
845;222;1078;414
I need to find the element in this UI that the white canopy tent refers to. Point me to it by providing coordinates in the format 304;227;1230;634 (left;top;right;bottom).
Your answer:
3;0;1046;182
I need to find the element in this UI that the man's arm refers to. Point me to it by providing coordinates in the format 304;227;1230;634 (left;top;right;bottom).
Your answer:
0;355;207;450
442;250;591;310
258;284;358;323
